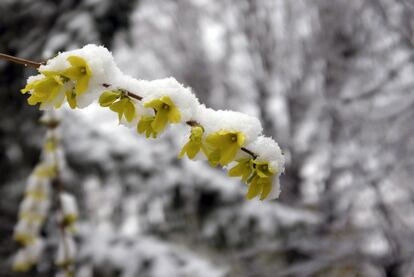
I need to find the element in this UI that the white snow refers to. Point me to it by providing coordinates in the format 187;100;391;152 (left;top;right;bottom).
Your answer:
60;192;79;220
195;105;263;144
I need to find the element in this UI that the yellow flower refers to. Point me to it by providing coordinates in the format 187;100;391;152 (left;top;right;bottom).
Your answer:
22;71;65;108
12;260;33;272
24;190;48;201
179;126;204;159
99;90;121;107
144;96;181;133
204;130;246;166
99;90;136;122
137;115;158;138
254;161;275;178
63;214;77;227
33;164;57;178
246;174;273;200
13;232;36;246
62;56;92;95
19;212;45;223
44;136;57;152
244;161;276;200
65;90;77;109
228;158;254;182
229;159;276;200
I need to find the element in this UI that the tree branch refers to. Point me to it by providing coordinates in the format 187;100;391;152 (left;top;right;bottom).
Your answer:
0;53;43;68
2;52;260;160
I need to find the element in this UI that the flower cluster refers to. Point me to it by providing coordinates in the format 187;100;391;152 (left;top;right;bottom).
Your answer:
22;56;92;109
21;45;285;200
12;112;78;273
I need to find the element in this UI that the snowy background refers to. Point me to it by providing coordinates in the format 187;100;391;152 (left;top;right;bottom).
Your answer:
1;0;414;276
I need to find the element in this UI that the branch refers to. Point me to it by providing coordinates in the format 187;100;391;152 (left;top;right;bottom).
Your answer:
0;53;43;68
2;52;259;160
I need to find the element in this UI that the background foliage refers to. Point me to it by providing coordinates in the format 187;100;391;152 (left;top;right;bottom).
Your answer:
1;0;414;276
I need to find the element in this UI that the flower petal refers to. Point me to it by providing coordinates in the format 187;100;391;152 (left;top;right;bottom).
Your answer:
151;109;168;132
144;99;163;110
246;176;261;200
110;100;126;121
259;178;272;200
237;132;246;147
99;91;121;107
220;144;239;165
62;67;83;80
124;100;136;122
168;107;181;123
75;75;90;95
67;56;87;67
65;90;77;109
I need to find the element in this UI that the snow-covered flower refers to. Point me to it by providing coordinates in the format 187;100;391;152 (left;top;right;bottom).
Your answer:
99;90;137;122
238;136;285;200
62;56;92;95
137;115;158;138
13;219;42;245
228;158;254;182
179;126;204;159
21;71;65;109
19;44;286;200
143;96;181;133
204;130;246;166
12;239;44;272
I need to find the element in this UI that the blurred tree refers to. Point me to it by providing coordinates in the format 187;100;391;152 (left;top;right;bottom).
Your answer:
1;0;414;276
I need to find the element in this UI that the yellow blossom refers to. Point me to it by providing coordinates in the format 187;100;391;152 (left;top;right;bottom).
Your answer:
144;96;181;133
137;115;158;138
246;174;273;200
228;158;254;182
179;126;204;159
204;130;246;166
22;71;65;108
99;90;136;122
62;56;92;95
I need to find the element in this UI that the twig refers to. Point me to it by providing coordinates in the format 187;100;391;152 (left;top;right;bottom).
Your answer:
0;53;43;68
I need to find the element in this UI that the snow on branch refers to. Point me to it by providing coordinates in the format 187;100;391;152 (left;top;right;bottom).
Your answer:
7;44;285;200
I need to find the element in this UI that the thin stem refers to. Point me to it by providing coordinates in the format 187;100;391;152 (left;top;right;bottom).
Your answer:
241;147;258;159
0;53;43;68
